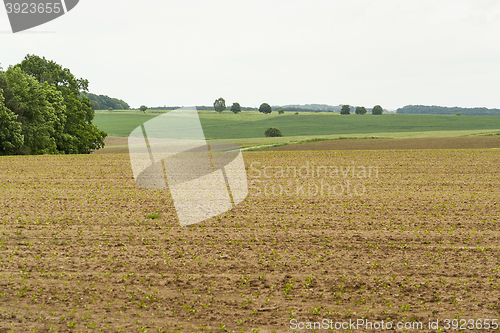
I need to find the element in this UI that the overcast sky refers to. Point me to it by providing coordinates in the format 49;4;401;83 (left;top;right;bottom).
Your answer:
1;0;500;109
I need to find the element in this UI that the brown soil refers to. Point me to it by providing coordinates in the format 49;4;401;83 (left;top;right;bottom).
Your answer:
92;136;129;154
103;136;129;147
96;136;500;155
266;136;500;151
93;146;130;154
0;150;499;332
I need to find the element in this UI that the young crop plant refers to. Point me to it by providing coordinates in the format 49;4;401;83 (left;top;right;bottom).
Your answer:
2;145;500;330
146;212;162;220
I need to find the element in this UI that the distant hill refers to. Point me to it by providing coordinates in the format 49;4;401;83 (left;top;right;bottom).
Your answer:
140;106;181;110
196;105;258;111
275;104;341;112
141;106;261;111
274;104;388;113
397;105;500;115
85;93;130;110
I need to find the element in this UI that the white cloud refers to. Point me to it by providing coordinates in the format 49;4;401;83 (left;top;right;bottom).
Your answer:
1;0;499;109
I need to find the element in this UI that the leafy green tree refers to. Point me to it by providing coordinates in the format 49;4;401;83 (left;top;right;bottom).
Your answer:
230;102;241;114
0;88;23;155
16;54;106;154
355;106;367;115
0;66;58;154
108;107;113;112
264;127;283;137
214;98;226;113
43;81;75;153
140;105;147;113
278;108;284;114
372;105;383;115
259;103;272;114
340;104;350;115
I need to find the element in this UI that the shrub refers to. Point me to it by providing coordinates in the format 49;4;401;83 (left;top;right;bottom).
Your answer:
264;127;283;137
147;212;161;219
278;108;284;114
294;112;299;115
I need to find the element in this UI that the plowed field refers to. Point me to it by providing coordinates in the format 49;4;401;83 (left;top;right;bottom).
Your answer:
266;136;500;151
0;149;499;332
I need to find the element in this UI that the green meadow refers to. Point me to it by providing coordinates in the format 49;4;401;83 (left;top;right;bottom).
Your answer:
93;110;500;145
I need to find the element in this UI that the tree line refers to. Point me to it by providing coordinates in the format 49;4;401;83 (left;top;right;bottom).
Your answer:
397;105;500;115
211;98;384;115
137;102;385;114
0;55;107;156
85;93;130;111
340;104;384;115
213;98;274;114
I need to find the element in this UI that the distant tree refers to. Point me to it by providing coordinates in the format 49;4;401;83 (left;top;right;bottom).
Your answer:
355;106;367;115
372;105;383;115
264;127;283;137
278;108;284;114
108;107;113;112
230;102;241;114
86;92;130;110
294;112;299;115
455;113;461;116
214;97;226;113
259;103;272;114
140;105;147;113
340;104;350;115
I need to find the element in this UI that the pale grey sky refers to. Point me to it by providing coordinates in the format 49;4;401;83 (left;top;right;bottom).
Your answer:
1;0;500;109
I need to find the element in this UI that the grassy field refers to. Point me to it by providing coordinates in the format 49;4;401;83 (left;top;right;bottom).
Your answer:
93;110;500;142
